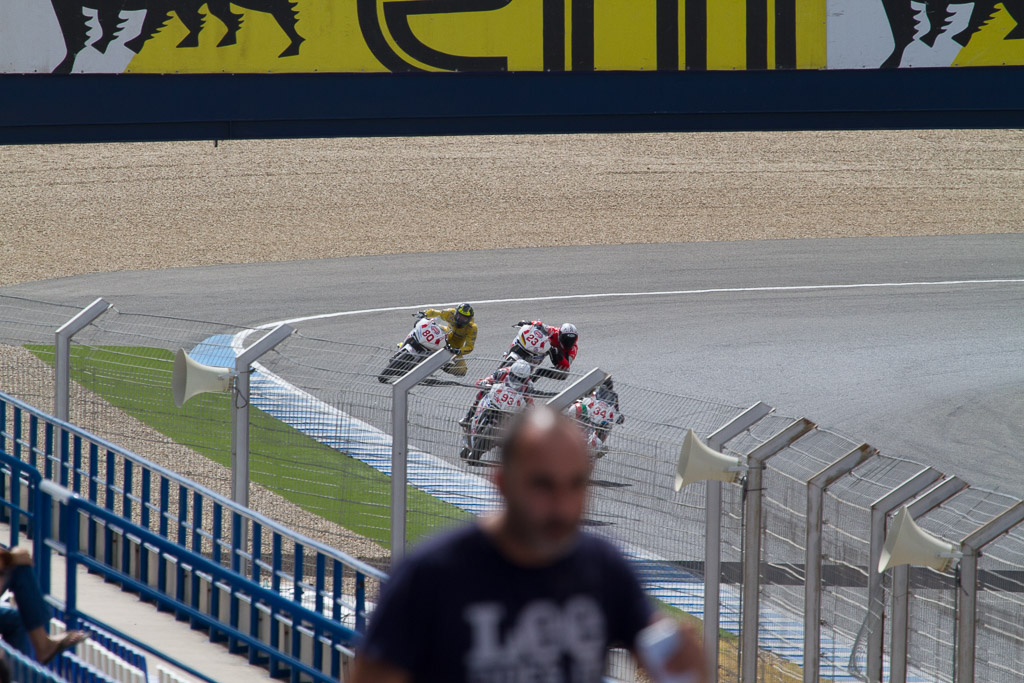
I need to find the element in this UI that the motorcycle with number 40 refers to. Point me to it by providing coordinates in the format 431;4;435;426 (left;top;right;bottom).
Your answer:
378;317;452;383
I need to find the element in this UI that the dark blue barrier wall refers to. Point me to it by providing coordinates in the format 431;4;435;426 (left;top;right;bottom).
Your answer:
2;67;1023;144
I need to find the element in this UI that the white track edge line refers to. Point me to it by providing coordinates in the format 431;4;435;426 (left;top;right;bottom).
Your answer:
248;278;1024;333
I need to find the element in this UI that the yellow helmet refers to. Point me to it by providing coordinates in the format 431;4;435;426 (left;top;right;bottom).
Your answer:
453;303;474;328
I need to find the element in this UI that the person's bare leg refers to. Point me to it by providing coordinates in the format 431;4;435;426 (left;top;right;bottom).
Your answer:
6;548;31;567
4;548;88;663
29;627;88;664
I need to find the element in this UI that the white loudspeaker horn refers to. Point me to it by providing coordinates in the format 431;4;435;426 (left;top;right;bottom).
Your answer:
172;349;235;408
878;505;961;573
674;429;745;492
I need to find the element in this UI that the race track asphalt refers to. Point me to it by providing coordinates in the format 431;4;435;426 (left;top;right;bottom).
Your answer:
3;233;1022;493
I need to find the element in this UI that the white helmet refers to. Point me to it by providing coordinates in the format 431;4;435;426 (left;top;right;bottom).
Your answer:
558;323;578;350
509;359;531;383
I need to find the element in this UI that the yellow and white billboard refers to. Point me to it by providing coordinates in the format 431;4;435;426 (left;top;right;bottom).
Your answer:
0;0;1019;74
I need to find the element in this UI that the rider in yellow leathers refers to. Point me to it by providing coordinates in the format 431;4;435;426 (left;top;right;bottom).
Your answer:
414;303;477;377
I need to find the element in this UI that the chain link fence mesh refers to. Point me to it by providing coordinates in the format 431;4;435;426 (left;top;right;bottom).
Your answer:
907;487;1023;683
0;295;84;408
65;308;242;490
823;455;933;680
719;413;810;682
3;294;1024;682
975;524;1024;682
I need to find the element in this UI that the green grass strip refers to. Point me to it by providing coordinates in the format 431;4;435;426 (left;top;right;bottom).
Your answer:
26;344;468;546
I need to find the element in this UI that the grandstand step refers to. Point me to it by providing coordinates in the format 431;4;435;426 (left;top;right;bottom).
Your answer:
43;547;271;682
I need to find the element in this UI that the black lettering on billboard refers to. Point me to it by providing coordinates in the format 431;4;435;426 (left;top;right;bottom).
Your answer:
775;0;796;69
359;0;511;72
684;0;706;70
357;0;421;71
746;0;767;69
656;0;679;71
569;0;594;71
542;0;565;71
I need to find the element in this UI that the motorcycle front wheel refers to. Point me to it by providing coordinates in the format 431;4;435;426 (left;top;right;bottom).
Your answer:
378;350;417;383
469;410;497;462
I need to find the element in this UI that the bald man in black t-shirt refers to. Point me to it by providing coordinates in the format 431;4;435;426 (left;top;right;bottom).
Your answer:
353;407;704;683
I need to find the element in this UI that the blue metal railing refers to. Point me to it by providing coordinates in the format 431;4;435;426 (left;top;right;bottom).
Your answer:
0;391;387;679
0;633;125;683
0;450;132;682
0;638;66;683
49;607;149;678
0;435;353;682
0;445;49;584
0;391;386;630
41;479;360;683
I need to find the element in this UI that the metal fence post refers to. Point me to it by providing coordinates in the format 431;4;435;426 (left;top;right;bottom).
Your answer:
803;443;876;683
543;368;608;412
39;480;73;608
699;401;773;683
955;501;1024;683
390;348;456;561
231;324;294;508
889;476;967;683
862;467;942;682
739;418;816;683
54;298;109;421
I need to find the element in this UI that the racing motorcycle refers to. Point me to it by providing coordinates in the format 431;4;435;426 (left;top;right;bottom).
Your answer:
496;322;566;380
460;361;533;462
573;394;618;459
378;317;452;383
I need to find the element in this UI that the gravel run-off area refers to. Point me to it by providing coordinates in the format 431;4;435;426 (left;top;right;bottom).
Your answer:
2;130;1022;287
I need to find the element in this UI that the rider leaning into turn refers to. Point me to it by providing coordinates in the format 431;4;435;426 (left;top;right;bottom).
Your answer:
458;358;532;428
416;303;477;377
593;377;625;424
458;358;532;458
516;320;579;375
461;359;535;429
476;360;535;397
572;377;625;453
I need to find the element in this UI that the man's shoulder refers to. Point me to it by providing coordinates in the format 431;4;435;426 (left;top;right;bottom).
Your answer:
575;531;630;564
401;524;488;572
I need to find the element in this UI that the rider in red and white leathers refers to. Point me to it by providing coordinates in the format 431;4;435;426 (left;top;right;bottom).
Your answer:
476;365;535;401
460;361;534;429
514;321;579;377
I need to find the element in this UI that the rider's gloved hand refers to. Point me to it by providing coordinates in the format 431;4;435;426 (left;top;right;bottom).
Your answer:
412;311;426;319
514;320;530;328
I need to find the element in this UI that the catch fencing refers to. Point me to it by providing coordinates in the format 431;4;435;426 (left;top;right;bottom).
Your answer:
1;293;1023;683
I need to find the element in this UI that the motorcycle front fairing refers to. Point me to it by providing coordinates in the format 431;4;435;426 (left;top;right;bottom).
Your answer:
466;383;529;454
